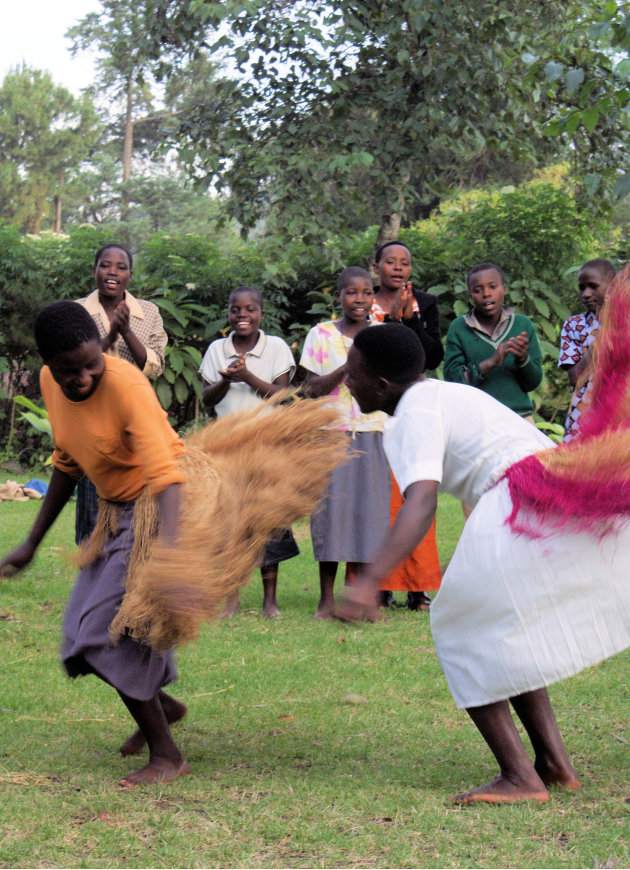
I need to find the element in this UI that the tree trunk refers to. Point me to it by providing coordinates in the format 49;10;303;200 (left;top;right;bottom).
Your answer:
53;168;64;233
368;165;411;271
121;75;134;220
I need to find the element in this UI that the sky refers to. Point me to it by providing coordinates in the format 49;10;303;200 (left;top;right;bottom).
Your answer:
1;0;102;93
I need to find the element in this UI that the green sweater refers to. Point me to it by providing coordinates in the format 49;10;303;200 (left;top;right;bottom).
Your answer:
444;311;543;416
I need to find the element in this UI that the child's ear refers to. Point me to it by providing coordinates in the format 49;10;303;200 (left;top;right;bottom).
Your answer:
376;375;391;396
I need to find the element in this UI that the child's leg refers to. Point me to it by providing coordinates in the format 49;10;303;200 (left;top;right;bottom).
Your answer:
221;591;240;618
119;690;187;757
452;699;549;803
261;564;281;618
117;690;190;787
314;561;337;619
510;688;580;789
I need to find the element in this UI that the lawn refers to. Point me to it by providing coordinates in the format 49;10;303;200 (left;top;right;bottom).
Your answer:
0;495;628;869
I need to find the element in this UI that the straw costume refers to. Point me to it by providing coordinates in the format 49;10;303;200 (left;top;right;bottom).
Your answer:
110;394;347;651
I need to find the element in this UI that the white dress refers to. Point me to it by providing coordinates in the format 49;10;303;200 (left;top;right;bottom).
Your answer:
384;380;630;708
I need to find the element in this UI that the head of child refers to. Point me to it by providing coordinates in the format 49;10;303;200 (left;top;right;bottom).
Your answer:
467;262;506;323
577;259;615;314
335;267;374;324
346;323;425;416
374;242;412;292
93;244;133;302
35;301;104;402
227;286;263;341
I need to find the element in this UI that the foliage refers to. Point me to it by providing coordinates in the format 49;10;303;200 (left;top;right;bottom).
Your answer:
0;174;615;461
68;0;211;224
0;66;100;233
12;397;52;439
170;0;584;248
525;0;630;209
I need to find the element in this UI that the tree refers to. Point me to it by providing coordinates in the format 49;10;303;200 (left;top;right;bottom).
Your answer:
0;66;99;233
524;1;630;208
68;0;208;220
169;0;583;255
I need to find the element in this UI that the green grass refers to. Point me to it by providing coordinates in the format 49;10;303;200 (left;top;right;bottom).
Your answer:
0;495;628;869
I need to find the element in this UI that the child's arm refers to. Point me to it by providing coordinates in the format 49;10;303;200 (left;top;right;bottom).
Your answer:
479;332;530;377
511;327;543;392
336;480;438;620
201;375;232;411
302;365;347;398
103;301;148;371
0;468;77;576
224;355;292;397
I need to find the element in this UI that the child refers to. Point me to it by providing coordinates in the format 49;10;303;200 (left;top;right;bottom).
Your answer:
444;262;543;419
0;301;188;788
75;243;167;543
199;286;299;618
558;258;616;441
339;322;630;804
370;241;443;610
300;267;390;618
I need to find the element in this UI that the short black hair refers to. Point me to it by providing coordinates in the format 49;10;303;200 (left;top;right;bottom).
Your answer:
337;266;373;292
467;262;505;290
580;258;616;280
353;323;425;383
94;243;133;271
228;285;263;307
34;301;100;363
374;241;412;264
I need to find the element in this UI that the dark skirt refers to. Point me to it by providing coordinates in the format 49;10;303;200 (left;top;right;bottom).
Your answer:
75;476;99;545
62;500;177;701
261;528;299;567
310;430;391;562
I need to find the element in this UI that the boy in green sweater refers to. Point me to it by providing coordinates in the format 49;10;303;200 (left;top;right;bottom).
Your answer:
444;263;542;419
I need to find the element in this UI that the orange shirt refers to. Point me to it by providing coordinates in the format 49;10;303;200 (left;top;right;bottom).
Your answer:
41;356;185;501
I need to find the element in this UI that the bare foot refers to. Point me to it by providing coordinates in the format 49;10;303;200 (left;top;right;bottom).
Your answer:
119;696;187;757
221;593;240;619
313;606;334;620
118;758;191;788
535;758;581;790
262;602;281;618
451;774;549;804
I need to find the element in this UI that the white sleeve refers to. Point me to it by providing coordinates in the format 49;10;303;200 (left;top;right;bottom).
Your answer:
384;405;444;494
199;341;223;384
270;338;297;382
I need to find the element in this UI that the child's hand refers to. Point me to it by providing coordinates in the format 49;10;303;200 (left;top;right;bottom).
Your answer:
109;301;131;338
335;582;384;622
0;542;36;578
219;355;247;382
502;332;530;363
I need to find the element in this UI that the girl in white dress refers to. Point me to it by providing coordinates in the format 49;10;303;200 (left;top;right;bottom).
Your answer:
339;320;630;804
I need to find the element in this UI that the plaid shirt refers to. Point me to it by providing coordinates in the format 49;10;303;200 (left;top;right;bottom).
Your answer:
77;289;166;380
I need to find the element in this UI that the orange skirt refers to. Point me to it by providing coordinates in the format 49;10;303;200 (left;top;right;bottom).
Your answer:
379;474;442;592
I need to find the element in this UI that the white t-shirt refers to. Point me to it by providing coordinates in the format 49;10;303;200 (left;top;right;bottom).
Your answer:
199;330;296;417
383;380;552;507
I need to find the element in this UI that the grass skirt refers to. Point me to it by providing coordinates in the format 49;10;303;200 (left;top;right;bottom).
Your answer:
99;398;346;652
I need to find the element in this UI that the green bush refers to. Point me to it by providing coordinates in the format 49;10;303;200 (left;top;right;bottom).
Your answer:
0;176;616;464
